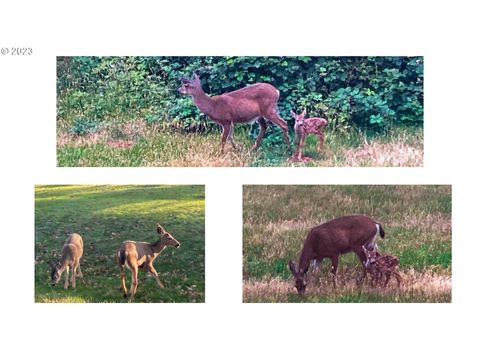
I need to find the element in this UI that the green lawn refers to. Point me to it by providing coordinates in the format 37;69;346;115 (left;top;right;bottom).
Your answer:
35;185;205;303
243;185;451;303
57;121;423;167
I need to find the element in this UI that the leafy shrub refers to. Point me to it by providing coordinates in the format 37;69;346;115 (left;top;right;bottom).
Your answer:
69;116;99;136
57;56;423;137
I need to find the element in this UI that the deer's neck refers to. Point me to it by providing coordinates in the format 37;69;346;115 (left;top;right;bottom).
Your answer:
298;250;312;275
150;241;167;255
191;90;216;118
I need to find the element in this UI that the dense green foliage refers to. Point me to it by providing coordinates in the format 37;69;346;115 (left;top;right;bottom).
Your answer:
57;56;423;138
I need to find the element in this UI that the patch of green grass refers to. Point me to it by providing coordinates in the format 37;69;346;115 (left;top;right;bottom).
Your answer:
243;185;451;302
57;122;423;167
35;185;205;303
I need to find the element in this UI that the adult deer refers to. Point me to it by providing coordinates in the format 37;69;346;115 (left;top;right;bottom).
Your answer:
291;109;327;160
178;73;290;153
116;224;180;301
288;215;384;294
50;233;84;289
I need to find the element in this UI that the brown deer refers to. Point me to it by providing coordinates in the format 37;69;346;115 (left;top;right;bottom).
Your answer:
50;233;84;289
363;245;402;287
178;73;290;153
291;109;327;160
288;215;384;294
116;224;180;301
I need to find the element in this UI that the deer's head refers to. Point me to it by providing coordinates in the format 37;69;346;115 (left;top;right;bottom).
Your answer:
178;73;202;95
363;245;380;269
50;263;61;286
288;260;307;295
291;109;307;126
157;224;181;248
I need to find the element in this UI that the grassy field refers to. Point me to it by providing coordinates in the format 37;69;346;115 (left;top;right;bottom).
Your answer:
243;185;451;303
57;121;423;167
35;185;205;303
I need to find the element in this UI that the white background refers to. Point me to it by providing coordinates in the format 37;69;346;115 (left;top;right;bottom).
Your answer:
1;0;479;359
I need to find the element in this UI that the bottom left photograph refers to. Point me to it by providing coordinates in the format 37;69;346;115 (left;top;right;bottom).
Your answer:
34;184;205;303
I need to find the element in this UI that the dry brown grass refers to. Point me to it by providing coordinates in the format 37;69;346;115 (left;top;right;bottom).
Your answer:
340;140;423;167
58;123;423;167
243;269;451;303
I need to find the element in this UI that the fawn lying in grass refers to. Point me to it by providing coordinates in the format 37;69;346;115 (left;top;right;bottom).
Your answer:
50;233;84;289
291;110;327;160
363;245;402;287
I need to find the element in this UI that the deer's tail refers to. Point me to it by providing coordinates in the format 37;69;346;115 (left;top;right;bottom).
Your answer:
117;250;127;266
377;224;385;239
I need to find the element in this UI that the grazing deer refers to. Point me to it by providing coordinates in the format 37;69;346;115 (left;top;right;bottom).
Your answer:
178;73;290;153
289;215;384;294
116;224;180;300
50;233;84;289
363;245;402;287
291;109;327;160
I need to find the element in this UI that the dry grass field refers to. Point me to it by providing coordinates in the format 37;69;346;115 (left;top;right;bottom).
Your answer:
243;185;451;302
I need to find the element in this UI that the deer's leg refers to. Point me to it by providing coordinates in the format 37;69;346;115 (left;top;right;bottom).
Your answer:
383;272;392;287
64;266;69;289
227;122;237;149
252;118;267;150
354;248;368;283
76;261;83;278
296;135;305;159
220;123;232;153
71;262;77;289
330;256;339;288
317;130;325;153
119;265;128;297
147;264;164;288
129;266;139;300
265;112;291;149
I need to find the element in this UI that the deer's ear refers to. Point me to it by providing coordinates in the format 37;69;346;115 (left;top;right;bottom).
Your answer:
288;260;297;275
192;73;200;80
301;109;306;116
290;110;296;117
156;224;166;234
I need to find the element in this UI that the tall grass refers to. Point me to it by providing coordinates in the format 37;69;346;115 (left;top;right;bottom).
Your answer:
243;185;451;303
57;121;423;167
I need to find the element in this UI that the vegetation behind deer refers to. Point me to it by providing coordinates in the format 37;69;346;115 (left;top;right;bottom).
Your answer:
243;185;451;303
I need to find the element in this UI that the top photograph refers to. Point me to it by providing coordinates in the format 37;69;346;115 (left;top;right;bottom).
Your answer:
56;56;423;167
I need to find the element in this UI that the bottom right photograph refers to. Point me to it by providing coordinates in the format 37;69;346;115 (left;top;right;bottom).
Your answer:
243;185;452;303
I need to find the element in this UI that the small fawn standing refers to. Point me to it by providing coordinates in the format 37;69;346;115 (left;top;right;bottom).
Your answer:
291;110;327;160
50;233;84;289
116;224;180;301
363;245;402;287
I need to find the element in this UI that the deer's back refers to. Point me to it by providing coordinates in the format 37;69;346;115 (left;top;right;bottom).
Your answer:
306;215;379;256
211;83;280;120
119;240;152;259
64;233;83;259
376;255;399;270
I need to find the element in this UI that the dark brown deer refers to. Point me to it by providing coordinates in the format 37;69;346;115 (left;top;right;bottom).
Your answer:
50;233;84;289
291;109;327;160
288;215;384;294
178;73;290;152
363;245;402;287
116;224;180;301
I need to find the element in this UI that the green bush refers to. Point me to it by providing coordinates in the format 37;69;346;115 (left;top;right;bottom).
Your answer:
57;56;423;135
